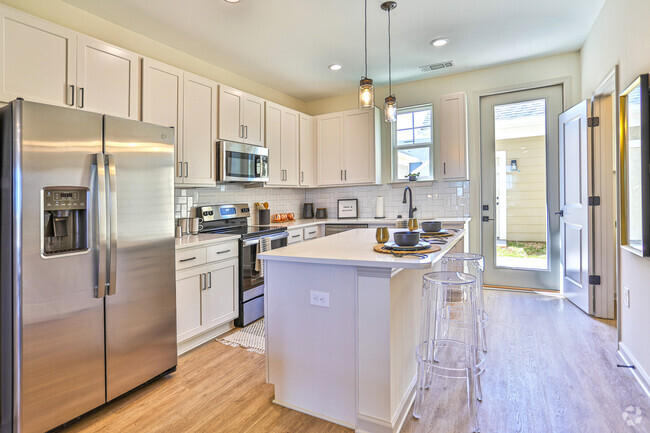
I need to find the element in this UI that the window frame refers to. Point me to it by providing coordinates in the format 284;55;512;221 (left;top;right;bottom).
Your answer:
391;103;434;182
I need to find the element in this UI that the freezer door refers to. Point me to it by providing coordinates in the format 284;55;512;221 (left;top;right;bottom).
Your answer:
103;116;177;401
17;101;105;432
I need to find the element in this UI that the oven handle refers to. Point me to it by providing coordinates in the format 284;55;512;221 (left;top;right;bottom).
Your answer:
242;231;289;247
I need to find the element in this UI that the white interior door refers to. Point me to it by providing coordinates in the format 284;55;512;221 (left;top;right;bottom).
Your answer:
480;85;564;290
559;100;591;313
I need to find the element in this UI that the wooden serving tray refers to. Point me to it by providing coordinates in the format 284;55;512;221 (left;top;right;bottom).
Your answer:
421;232;453;238
373;244;442;255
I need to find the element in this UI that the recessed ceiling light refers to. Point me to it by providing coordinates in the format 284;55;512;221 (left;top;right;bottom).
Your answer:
329;64;343;71
430;38;449;47
224;0;241;3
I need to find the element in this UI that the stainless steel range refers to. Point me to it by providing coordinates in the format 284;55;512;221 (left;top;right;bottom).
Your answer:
196;204;288;327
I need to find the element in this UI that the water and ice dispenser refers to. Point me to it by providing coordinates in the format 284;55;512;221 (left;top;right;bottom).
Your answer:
43;187;88;255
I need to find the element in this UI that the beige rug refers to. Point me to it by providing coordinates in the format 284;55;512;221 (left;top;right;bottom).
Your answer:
217;318;265;354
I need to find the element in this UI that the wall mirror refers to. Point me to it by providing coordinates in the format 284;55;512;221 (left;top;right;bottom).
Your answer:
621;74;650;256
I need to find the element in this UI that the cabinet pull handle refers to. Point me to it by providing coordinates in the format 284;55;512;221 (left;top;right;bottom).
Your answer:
245;125;248;139
67;85;75;106
208;272;212;289
301;171;304;183
216;249;231;255
178;161;183;178
443;162;446;175
201;273;207;290
78;87;85;108
291;234;301;238
344;169;347;180
240;125;244;138
308;231;316;235
340;170;343;181
184;162;189;178
179;256;197;262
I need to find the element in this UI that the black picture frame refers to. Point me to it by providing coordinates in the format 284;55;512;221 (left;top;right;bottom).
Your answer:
337;199;359;219
621;73;650;257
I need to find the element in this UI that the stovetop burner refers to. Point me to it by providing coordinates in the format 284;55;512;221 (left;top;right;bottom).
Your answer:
196;203;287;239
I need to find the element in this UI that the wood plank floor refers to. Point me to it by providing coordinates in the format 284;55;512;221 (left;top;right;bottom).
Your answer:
60;290;650;433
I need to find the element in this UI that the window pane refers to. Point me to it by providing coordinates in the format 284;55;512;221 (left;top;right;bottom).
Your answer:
397;147;430;179
414;127;431;144
397;129;414;146
397;112;413;130
413;110;431;127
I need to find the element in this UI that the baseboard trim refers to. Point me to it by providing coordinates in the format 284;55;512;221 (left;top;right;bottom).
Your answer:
177;322;234;356
618;342;650;399
272;399;357;430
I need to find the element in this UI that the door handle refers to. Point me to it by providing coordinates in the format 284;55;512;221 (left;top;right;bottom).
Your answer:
184;162;189;178
482;216;493;222
78;87;85;109
67;85;75;106
95;153;107;298
555;210;564;217
107;154;118;296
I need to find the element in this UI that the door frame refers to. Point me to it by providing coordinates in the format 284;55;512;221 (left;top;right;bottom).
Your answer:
479;84;565;290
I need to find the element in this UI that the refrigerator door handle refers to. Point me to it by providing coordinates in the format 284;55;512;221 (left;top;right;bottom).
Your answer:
95;153;108;298
107;154;118;296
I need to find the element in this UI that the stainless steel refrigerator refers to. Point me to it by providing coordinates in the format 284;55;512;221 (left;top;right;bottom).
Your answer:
0;100;177;433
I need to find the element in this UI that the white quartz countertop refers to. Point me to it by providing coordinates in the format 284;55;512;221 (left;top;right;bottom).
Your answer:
259;228;464;269
175;233;240;249
275;217;471;230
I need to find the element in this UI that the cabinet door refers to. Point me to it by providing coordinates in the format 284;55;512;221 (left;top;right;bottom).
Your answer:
440;92;468;180
142;58;184;181
265;102;284;185
243;93;265;146
76;35;139;119
343;109;375;184
204;258;239;329
183;73;217;186
299;114;313;186
317;113;344;186
218;85;244;142
176;268;205;342
281;108;300;186
0;7;76;106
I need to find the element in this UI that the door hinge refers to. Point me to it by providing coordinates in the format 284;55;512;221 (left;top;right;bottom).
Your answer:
589;275;601;285
588;117;600;127
588;196;601;206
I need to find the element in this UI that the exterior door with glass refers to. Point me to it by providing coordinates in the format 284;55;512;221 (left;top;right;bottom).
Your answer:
480;85;564;290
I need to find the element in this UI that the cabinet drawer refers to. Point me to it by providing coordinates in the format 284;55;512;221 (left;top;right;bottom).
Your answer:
303;226;319;240
176;248;207;270
206;241;238;263
288;229;303;244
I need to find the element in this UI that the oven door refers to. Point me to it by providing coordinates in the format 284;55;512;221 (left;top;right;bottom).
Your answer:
237;231;288;326
218;141;269;182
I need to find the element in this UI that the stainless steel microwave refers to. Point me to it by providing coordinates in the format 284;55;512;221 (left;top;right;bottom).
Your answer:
217;141;269;182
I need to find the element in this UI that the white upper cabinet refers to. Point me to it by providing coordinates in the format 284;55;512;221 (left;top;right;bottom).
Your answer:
218;85;265;146
76;36;139;119
0;7;76;106
182;73;217;186
317;108;380;186
142;58;184;181
439;92;468;181
142;58;216;187
299;114;314;187
0;7;139;118
265;101;299;186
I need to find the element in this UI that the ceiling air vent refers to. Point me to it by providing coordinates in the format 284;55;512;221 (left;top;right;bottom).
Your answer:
420;60;454;72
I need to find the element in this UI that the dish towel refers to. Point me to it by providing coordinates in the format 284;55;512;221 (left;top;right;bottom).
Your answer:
255;237;273;277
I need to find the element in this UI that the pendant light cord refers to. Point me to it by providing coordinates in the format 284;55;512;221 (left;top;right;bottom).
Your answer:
388;7;392;96
364;0;368;79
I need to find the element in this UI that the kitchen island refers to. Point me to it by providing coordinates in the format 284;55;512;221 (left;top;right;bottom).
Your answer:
259;228;465;433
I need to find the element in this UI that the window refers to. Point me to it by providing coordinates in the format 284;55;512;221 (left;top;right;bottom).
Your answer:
391;104;434;182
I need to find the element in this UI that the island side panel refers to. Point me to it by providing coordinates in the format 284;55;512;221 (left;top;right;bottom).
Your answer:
265;260;358;427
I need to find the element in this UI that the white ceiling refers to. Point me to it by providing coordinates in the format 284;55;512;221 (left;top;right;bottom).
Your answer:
63;0;606;102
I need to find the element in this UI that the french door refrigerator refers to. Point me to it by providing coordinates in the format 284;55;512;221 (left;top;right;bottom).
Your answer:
0;100;177;433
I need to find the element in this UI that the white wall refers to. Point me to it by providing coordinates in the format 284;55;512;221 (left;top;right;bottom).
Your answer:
580;0;650;383
307;52;582;253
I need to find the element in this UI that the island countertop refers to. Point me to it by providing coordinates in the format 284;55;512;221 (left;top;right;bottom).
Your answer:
259;228;464;269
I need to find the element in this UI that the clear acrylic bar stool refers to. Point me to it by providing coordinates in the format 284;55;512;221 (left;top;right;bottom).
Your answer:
413;271;480;433
442;253;488;354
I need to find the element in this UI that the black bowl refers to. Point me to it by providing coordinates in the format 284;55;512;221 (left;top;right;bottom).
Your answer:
421;221;442;233
393;231;421;247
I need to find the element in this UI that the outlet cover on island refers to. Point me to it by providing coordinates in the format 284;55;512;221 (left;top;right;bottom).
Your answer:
310;290;330;308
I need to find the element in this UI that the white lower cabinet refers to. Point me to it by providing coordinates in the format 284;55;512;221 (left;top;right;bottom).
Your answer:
175;241;239;354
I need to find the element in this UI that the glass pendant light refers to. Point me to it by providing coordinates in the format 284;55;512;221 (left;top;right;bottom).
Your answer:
381;1;397;122
358;0;374;109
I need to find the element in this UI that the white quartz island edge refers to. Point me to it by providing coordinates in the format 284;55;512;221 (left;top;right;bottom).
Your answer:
260;229;465;433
